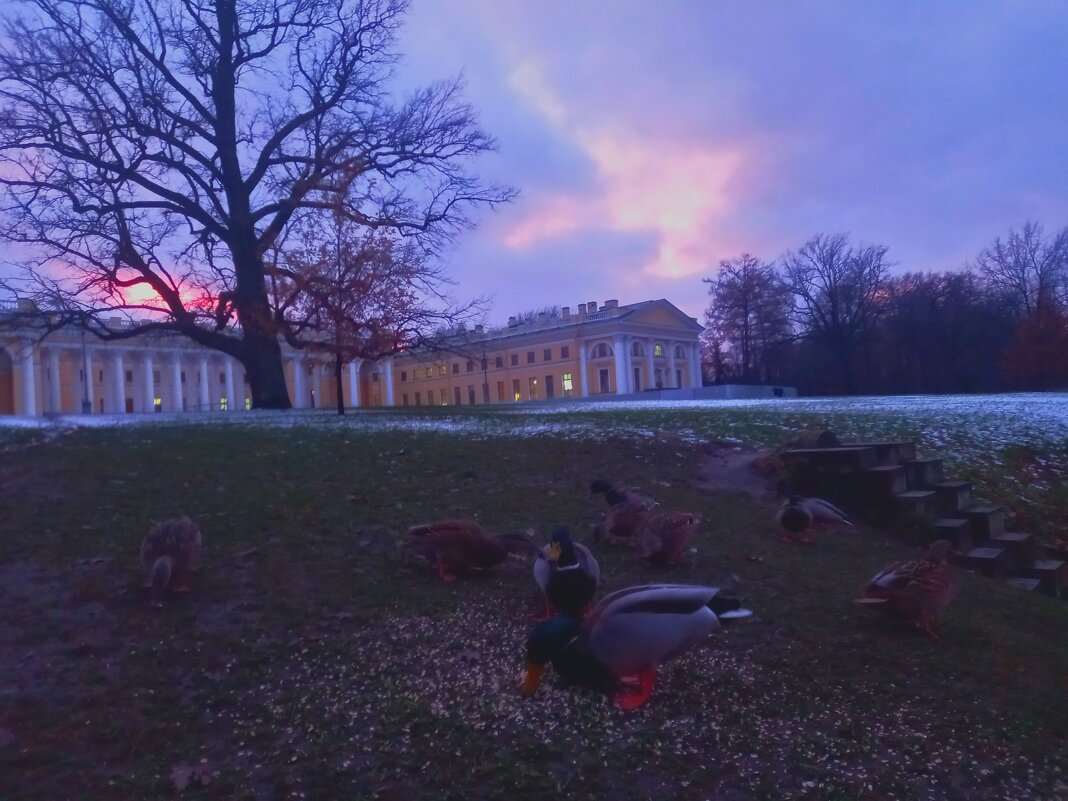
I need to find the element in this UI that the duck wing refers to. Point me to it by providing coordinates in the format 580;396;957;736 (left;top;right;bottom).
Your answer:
804;497;853;525
639;512;698;563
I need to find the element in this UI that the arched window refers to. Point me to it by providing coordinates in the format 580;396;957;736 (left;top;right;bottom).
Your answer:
653;343;664;357
630;342;644;357
674;344;686;359
592;342;612;359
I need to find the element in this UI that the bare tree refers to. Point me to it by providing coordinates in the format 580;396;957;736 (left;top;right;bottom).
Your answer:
703;254;791;382
782;233;890;394
272;213;483;414
0;0;513;408
974;221;1068;318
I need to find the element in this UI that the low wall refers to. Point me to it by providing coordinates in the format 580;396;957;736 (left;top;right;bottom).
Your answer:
565;384;798;403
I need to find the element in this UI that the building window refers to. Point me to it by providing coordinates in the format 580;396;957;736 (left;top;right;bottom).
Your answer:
372;372;379;382
415;391;422;406
453;386;461;405
440;364;447;376
439;388;447;405
543;348;552;361
497;381;506;402
125;369;133;384
401;371;407;382
561;346;570;359
153;370;161;383
593;343;611;358
675;345;686;359
402;393;409;406
495;356;503;369
545;375;555;399
633;366;641;391
631;342;644;357
562;372;573;396
480;358;487;370
98;369;104;383
512;378;521;401
654;343;664;357
655;368;663;388
218;371;225;384
466;360;474;372
154;397;162;412
468;385;476;404
452;362;459;374
482;383;490;403
526;351;535;364
510;354;518;367
528;377;538;399
245;398;252;410
220;397;228;411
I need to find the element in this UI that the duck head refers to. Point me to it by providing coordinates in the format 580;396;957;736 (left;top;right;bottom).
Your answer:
547;526;578;566
521;616;581;695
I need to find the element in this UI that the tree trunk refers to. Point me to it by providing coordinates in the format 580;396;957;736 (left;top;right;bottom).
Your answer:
242;331;292;409
335;352;346;416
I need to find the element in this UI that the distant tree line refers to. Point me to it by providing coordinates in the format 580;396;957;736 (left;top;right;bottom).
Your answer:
701;222;1068;395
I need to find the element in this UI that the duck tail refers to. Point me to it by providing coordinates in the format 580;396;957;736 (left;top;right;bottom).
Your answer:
707;591;752;621
149;555;173;607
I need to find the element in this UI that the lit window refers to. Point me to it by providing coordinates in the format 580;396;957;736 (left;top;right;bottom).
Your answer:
528;377;538;399
245;398;251;410
153;397;162;412
512;378;521;401
562;373;573;395
439;388;447;405
439;365;447;376
654;344;663;357
220;397;228;411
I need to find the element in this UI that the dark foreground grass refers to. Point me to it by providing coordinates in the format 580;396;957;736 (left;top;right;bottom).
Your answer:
0;421;1066;801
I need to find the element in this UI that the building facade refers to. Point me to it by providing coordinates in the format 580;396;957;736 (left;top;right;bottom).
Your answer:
0;297;703;416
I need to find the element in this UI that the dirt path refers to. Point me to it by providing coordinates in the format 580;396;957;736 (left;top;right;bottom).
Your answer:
694;439;779;499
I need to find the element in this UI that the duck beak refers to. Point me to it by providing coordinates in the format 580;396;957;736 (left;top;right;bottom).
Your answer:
548;543;562;562
520;662;544;696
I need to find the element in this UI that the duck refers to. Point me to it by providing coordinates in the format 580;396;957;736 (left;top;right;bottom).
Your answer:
592;500;652;544
589;479;655;510
521;584;752;710
403;519;535;581
141;517;203;607
776;495;854;543
637;512;701;566
854;539;961;638
533;527;600;619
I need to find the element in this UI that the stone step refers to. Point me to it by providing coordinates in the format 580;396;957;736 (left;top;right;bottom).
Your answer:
955;545;1013;578
896;490;938;520
988;532;1038;570
933;480;973;515
1042;543;1068;562
1023;559;1068;598
843;441;917;467
925;518;974;552
964;504;1006;540
1006;577;1044;593
902;458;945;490
863;465;907;501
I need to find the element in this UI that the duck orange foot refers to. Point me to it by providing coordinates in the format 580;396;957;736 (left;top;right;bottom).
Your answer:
613;668;657;710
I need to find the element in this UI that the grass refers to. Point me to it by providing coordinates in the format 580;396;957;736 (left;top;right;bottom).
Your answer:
0;404;1066;800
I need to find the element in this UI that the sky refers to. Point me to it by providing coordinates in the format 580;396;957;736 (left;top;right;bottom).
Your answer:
395;0;1068;322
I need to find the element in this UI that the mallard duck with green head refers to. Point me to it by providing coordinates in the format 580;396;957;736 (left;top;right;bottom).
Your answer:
521;584;752;709
533;527;600;619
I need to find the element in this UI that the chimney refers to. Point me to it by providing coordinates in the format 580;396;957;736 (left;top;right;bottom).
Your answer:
587;301;598;313
508;315;518;327
561;306;571;317
577;303;587;315
604;299;619;310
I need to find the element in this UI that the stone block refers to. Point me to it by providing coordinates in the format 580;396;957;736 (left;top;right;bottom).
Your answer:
933;480;973;515
902;458;944;490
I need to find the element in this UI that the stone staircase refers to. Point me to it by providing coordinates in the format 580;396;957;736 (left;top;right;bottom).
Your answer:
782;440;1068;598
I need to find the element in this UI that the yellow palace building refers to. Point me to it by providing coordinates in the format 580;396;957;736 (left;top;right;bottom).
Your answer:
0;297;703;416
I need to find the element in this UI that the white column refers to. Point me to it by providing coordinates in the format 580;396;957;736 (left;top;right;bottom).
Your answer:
47;349;61;413
691;343;702;388
170;354;183;412
578;340;588;397
348;360;362;408
224;359;236;411
645;339;655;391
19;342;37;416
382;358;395;406
613;335;627;395
142;353;155;413
82;348;94;414
198;356;210;411
667;341;677;388
292;355;306;409
112;352;126;414
311;362;322;408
